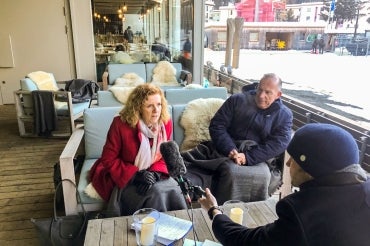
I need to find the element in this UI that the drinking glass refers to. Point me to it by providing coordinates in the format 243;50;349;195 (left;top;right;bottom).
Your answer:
133;208;160;246
222;200;248;225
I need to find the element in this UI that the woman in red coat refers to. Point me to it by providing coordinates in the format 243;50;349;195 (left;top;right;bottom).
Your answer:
87;84;187;215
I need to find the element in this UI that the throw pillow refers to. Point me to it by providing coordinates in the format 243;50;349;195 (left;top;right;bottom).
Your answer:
180;98;225;151
151;61;179;86
114;73;145;87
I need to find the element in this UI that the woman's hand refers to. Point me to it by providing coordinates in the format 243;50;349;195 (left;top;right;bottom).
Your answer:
134;170;161;195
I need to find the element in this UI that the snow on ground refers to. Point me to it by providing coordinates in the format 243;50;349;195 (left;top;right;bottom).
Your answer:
204;49;370;127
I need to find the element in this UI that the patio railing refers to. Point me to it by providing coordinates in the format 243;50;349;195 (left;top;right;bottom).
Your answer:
204;66;370;173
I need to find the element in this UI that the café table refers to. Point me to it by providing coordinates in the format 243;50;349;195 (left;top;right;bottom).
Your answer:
95;51;115;63
84;198;278;246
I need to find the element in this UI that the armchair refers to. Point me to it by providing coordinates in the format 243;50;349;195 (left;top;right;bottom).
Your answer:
14;72;91;137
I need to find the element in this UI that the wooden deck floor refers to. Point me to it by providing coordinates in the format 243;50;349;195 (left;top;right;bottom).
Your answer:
0;105;68;245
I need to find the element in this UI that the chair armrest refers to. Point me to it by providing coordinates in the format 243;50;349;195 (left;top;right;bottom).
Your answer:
14;89;31;95
15;89;73;105
56;80;70;90
15;89;71;96
14;90;31;121
56;80;69;85
59;128;85;215
102;71;109;90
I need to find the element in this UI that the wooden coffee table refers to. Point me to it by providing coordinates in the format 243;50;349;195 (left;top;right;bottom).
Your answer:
84;199;278;246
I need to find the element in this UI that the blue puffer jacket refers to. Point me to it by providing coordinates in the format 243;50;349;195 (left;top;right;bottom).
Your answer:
209;86;293;165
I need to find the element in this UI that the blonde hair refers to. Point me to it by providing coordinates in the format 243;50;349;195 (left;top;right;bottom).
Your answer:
119;84;170;127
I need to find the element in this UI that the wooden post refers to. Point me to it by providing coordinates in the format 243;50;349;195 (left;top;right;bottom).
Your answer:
225;18;235;67
232;17;244;69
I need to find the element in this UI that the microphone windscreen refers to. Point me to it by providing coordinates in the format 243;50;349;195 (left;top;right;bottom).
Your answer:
160;141;187;177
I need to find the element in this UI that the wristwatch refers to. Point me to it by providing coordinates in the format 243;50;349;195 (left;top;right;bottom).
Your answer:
208;206;223;220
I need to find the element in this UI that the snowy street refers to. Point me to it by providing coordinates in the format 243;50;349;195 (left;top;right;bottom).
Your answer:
204;49;370;126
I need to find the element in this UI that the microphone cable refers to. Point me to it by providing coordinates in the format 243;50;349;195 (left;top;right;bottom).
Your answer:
185;202;202;246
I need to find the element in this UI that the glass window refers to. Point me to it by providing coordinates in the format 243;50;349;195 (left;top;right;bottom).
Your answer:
92;0;195;76
203;2;370;129
250;32;259;42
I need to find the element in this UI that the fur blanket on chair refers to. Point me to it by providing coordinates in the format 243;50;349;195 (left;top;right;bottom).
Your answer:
109;87;135;104
180;98;225;151
114;73;144;87
27;71;58;91
151;61;181;86
110;73;145;104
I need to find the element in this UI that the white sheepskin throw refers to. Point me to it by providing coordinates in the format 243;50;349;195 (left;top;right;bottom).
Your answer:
27;71;59;91
180;98;225;151
114;72;145;87
111;51;135;64
151;61;180;86
185;84;203;89
109;86;135;104
84;182;103;201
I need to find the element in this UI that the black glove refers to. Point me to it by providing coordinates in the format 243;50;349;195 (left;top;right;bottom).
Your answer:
134;170;161;195
136;183;152;195
134;170;161;184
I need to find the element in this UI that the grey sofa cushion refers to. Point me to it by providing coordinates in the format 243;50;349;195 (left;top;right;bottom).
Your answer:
98;87;228;107
84;107;122;159
165;87;228;105
97;91;123;107
172;104;187;146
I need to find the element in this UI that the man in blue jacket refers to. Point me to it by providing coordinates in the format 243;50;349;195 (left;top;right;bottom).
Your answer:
199;123;370;246
208;73;293;203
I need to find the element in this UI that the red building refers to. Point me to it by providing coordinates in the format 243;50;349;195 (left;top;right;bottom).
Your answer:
236;0;286;22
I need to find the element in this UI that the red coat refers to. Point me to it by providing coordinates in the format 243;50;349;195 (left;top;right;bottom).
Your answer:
89;116;172;201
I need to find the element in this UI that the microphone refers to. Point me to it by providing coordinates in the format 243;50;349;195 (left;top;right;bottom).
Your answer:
160;140;187;177
160;141;192;206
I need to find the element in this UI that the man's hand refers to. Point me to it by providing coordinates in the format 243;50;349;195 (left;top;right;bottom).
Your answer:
228;149;246;165
198;188;219;211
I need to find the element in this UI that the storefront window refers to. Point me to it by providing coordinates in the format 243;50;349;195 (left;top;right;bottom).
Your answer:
92;0;195;80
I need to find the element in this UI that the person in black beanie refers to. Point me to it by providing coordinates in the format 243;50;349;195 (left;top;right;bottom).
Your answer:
198;123;370;246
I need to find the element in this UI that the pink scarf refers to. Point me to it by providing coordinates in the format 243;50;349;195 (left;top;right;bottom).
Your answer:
135;120;167;170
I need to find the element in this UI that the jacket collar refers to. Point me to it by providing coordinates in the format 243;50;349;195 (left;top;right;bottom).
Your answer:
300;172;368;189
